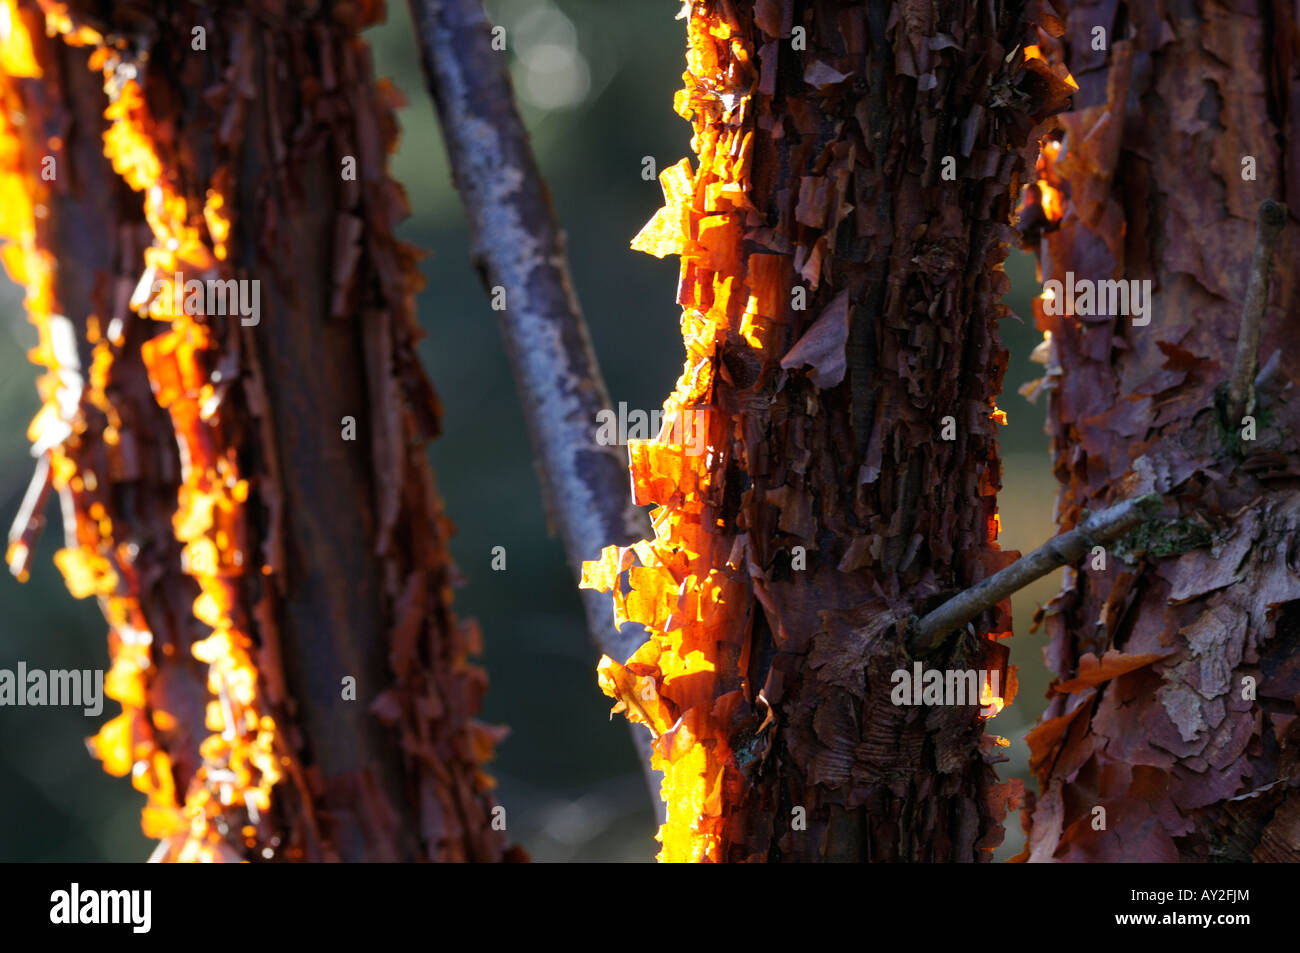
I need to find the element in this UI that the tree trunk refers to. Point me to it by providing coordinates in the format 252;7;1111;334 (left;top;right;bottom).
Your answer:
584;0;1072;861
1020;1;1300;862
1;0;512;862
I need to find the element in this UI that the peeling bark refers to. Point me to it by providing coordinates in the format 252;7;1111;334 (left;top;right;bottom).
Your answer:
1020;0;1300;862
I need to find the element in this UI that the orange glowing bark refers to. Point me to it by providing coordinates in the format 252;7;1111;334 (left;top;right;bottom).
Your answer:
2;0;512;861
584;0;1073;862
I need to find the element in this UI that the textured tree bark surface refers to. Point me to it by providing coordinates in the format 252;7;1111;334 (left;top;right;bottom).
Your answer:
585;0;1072;861
1;0;512;861
1020;0;1300;862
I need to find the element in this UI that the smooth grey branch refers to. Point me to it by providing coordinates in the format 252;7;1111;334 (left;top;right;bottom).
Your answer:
406;0;661;814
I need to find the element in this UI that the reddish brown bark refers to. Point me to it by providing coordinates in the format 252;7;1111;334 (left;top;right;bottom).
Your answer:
587;0;1072;861
2;0;511;861
1020;0;1300;862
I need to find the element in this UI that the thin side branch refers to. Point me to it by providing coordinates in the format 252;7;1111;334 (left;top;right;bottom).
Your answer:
5;451;51;581
1225;199;1287;427
406;0;661;809
911;493;1165;652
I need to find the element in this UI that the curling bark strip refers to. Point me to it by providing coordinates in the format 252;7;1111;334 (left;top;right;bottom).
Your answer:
2;0;511;861
1019;2;1300;862
583;0;1073;862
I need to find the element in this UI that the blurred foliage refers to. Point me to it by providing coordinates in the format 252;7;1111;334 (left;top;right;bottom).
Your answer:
0;0;1057;862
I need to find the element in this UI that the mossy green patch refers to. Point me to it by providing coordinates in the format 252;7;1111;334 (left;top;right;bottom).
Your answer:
1112;516;1217;565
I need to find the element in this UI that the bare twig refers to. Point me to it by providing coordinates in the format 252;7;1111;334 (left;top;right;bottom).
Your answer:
1225;199;1287;428
406;0;661;812
5;451;51;581
910;493;1165;652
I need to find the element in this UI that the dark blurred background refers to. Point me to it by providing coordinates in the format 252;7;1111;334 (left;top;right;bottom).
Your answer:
0;0;1060;862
